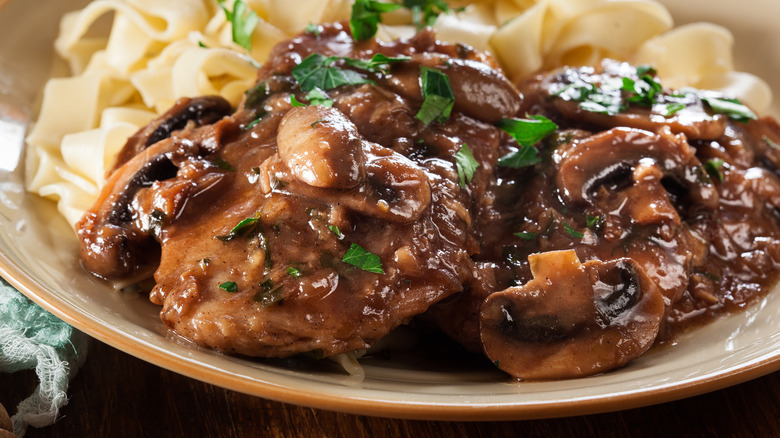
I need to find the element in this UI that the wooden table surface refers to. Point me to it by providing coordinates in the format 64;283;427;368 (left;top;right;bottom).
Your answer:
1;337;778;438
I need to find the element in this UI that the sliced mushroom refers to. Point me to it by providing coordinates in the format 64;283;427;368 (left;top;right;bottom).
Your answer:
112;96;232;171
265;105;432;222
78;139;178;279
77;137;230;280
382;52;522;123
524;60;728;141
480;250;664;380
556;127;718;224
277;105;366;189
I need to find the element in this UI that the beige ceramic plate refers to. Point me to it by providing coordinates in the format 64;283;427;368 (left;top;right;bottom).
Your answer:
0;0;778;421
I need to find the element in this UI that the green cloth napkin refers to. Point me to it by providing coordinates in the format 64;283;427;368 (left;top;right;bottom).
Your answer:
0;279;87;437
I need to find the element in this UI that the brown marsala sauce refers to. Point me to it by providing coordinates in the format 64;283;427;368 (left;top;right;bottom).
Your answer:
76;23;780;380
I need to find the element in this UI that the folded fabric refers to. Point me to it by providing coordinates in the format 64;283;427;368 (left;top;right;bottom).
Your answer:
0;279;88;437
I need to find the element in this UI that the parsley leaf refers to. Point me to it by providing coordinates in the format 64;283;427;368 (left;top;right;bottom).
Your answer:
764;136;780;150
586;214;601;228
217;0;259;51
292;53;374;93
403;0;451;28
705;158;726;182
290;88;334;108
212;157;236;172
514;231;536;240
219;281;238;292
563;223;584;239
496;115;558;147
416;66;455;125
455;144;478;189
327;224;343;238
305;23;321;37
658;103;686;117
342;53;411;75
350;0;401;41
216;214;260;241
254;279;283;307
287;266;302;278
342;243;384;273
496;115;557;168
698;93;757;123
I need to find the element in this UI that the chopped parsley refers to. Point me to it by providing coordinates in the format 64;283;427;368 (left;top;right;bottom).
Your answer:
403;0;452;28
254;279;283;307
305;23;322;37
327;224;343;238
621;66;662;107
563;222;584;239
342;243;384;273
212;157;236;172
586;214;601;228
697;92;758;123
416;66;455;125
514;231;536;240
217;0;258;51
287;266;302;278
496;115;558;168
454;143;478;189
219;281;238;292
290;87;334;108
291;53;408;93
350;0;401;40
342;53;411;75
293;53;373;92
216;214;260;241
658;103;686;117
244;115;264;130
705;158;726;182
764;136;780;150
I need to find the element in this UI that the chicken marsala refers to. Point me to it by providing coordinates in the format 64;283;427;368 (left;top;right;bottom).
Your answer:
77;24;780;379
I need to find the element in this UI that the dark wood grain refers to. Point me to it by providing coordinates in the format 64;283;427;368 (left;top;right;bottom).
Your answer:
1;338;778;438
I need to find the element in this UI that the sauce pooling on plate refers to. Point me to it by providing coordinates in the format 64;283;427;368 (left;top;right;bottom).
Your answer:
76;23;780;380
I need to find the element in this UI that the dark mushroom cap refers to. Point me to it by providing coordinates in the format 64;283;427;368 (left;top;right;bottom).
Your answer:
479;249;664;380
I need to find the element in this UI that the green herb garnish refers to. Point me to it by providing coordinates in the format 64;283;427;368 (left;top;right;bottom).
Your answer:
212;157;236;172
563;223;584;239
454;143;478;189
496;115;557;168
699;93;758;123
217;0;259;51
403;0;451;28
328;224;343;238
514;231;536;240
350;0;400;40
216;214;260;241
292;53;409;93
219;281;238;292
586;214;601;228
764;136;780;150
292;53;373;93
416;66;455;125
291;88;335;108
659;103;686;117
305;23;321;37
287;266;302;278
705;158;726;182
254;279;283;307
342;243;384;273
342;53;411;75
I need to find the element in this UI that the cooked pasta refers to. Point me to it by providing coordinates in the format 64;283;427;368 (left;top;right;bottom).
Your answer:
25;0;772;228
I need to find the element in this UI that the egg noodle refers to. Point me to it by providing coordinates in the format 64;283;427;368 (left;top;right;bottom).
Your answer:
25;0;771;229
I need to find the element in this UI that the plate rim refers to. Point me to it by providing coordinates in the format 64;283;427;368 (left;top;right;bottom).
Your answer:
1;250;778;421
2;0;779;421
